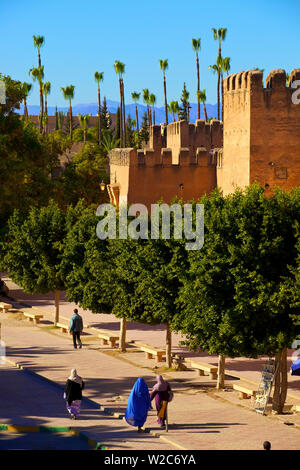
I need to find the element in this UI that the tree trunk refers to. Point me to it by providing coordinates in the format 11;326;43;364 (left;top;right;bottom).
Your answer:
221;72;224;122
153;106;155;126
55;290;60;324
119;78;123;147
98;86;101;146
44;97;48;135
135;103;139;132
122;79;126;147
84;127;87;143
187;101;189;122
217;72;220;121
163;75;168;125
166;323;172;368
217;355;225;390
196;55;200;119
272;348;288;414
119;317;127;352
39;81;43;133
69;102;73;140
24;98;28;122
203;103;208;122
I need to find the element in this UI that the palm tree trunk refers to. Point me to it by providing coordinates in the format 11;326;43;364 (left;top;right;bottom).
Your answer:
55;290;60;324
187;101;189;122
152;106;155;125
196;55;200;119
217;355;226;389
272;348;287;414
24;98;28;122
97;86;101;145
221;72;224;122
163;75;168;125
119;317;127;352
122;79;126;147
166;322;172;368
119;78;123;147
217;72;220;120
44;97;48;134
69;102;73;139
135;103;139;132
39;81;43;133
203;103;208;122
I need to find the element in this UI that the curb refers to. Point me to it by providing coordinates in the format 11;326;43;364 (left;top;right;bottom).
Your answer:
0;423;108;450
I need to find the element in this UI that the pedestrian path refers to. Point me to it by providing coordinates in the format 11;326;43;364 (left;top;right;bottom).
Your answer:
1;312;300;450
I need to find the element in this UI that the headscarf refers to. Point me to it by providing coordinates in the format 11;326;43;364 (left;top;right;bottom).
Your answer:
125;378;151;427
152;375;168;392
68;369;83;385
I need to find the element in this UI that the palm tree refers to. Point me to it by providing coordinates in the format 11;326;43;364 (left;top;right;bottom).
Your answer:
114;61;126;147
182;86;190;122
208;56;222;121
221;57;231;120
131;92;140;132
22;82;32;122
168;101;180;122
78;114;90;143
212;28;227;119
197;90;208;122
159;59;169;125
149;93;156;125
192;38;201;119
42;81;51;134
94;71;104;146
29;66;44;133
142;88;151;126
33;35;45;132
61;85;75;139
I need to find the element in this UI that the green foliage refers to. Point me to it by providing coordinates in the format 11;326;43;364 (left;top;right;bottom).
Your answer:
2;201;66;294
138;111;149;145
0;74;24;115
100;97;111;130
174;184;300;357
179;83;190;121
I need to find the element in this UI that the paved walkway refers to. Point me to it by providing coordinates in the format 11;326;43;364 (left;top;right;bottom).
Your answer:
0;308;300;450
2;274;300;401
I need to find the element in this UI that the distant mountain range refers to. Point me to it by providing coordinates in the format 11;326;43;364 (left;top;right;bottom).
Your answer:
17;99;218;123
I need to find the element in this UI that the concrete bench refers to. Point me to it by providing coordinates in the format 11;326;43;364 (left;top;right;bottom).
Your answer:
0;302;13;313
97;330;119;348
233;383;257;399
23;312;44;324
189;360;218;380
55;322;69;333
139;343;165;363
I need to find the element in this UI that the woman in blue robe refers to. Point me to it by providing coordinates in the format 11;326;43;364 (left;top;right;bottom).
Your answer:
125;377;151;432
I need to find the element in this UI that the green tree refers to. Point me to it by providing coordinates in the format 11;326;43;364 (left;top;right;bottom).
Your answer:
192;38;201;119
211;28;227;120
100;96;111;130
29;65;44;132
168;101;180;122
142;88;151;126
139;111;149;145
114;61;126;147
159;59;169;125
197;90;208;122
179;83;190;121
33;35;45;132
131;92;140;132
22;82;32;123
78;114;91;143
94;71;104;146
61;85;75;139
42;81;51;134
175;184;300;408
3;202;67;323
149;93;156;126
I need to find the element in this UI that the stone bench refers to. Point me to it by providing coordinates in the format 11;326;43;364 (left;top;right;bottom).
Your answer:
0;302;13;313
55;322;69;333
233;383;257;399
138;343;165;363
97;331;119;348
188;360;218;380
23;312;44;324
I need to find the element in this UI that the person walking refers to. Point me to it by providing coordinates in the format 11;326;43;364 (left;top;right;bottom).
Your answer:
150;375;172;428
64;369;85;419
69;308;83;349
125;377;151;432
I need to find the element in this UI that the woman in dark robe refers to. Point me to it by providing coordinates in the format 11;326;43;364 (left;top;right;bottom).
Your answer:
64;369;85;419
125;377;151;432
150;375;171;427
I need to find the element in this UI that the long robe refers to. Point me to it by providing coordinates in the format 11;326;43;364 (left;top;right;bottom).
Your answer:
125;378;151;427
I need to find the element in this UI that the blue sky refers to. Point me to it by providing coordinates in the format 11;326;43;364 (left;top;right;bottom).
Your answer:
1;0;299;107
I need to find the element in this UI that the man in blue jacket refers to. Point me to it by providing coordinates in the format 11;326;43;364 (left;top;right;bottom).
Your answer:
69;309;83;349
